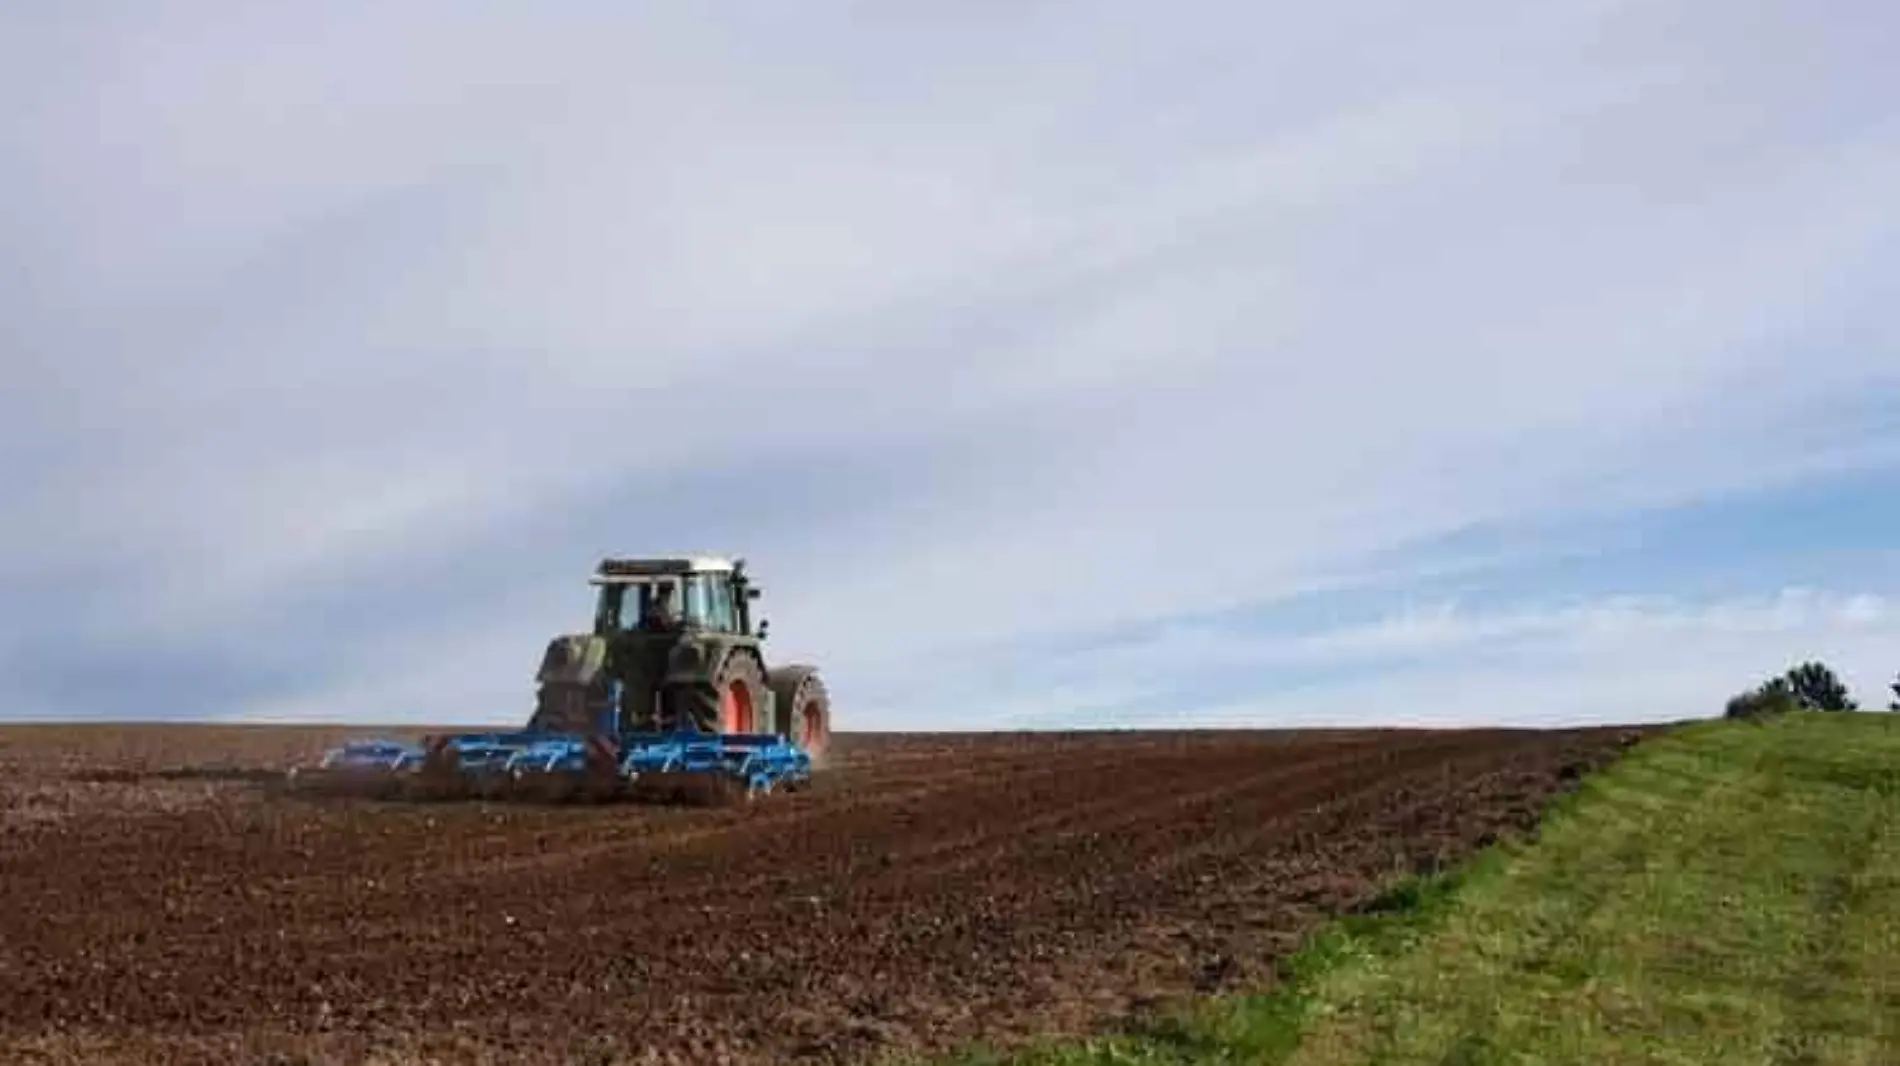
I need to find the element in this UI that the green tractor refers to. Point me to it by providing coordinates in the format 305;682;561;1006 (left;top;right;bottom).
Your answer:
527;555;832;758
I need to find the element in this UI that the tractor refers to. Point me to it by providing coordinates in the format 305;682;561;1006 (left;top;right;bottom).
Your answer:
530;554;829;752
288;555;832;804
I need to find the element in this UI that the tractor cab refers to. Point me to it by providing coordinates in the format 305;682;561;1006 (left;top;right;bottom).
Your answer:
589;556;765;639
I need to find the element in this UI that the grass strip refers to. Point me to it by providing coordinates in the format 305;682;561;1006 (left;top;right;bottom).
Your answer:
918;712;1900;1066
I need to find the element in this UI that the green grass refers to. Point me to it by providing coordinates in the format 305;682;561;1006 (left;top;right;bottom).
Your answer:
920;712;1900;1066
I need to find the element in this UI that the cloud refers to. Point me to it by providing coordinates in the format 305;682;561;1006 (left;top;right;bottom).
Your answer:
2;1;1897;728
995;589;1900;732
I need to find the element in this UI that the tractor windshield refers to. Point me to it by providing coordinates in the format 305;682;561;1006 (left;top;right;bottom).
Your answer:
595;581;675;632
595;576;736;632
681;573;740;632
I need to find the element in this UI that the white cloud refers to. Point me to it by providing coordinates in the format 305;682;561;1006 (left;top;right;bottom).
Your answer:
1007;589;1900;731
2;1;1897;728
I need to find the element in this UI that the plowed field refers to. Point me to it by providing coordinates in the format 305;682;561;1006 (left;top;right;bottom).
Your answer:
0;724;1642;1065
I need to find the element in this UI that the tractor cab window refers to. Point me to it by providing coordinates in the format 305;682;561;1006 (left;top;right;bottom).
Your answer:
596;581;683;632
682;573;739;632
595;583;634;632
639;580;683;629
595;576;734;632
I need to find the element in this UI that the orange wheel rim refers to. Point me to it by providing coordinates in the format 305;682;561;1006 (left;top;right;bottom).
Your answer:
722;681;754;734
800;701;824;752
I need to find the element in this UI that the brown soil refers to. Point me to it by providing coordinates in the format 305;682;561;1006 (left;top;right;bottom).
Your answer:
0;723;1646;1064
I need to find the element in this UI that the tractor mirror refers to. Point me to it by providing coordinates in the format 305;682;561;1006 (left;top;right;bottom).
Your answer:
746;588;761;599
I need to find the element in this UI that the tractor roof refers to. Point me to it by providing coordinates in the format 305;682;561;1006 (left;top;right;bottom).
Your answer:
592;555;741;584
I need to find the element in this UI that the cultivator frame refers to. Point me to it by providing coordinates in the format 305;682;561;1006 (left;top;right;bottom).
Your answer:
289;729;813;806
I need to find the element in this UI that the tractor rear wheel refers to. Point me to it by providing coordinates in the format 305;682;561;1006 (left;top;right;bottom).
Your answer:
768;666;831;760
672;652;768;735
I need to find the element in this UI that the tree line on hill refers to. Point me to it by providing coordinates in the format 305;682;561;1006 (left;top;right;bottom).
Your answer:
1724;663;1900;718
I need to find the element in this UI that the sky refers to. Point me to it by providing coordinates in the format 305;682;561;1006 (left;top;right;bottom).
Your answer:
3;1;1897;730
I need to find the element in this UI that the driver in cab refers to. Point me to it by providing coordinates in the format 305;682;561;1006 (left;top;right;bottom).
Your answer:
640;583;683;631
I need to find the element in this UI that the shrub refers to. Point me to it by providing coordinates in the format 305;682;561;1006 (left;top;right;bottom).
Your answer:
1724;660;1858;719
1785;660;1857;712
1725;677;1799;719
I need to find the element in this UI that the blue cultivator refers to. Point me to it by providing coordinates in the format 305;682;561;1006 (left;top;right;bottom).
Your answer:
618;732;811;804
288;729;813;806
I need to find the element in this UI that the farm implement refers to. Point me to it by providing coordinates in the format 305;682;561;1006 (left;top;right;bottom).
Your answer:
286;555;831;806
290;729;813;804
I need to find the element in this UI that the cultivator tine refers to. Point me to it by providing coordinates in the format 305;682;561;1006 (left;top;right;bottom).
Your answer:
628;770;729;807
410;736;469;802
503;765;564;803
283;765;350;798
579;734;625;803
